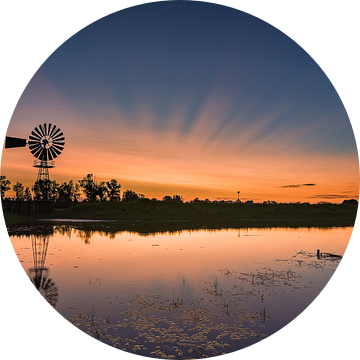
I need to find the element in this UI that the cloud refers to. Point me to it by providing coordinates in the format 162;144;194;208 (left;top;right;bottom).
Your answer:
280;183;316;188
311;194;349;199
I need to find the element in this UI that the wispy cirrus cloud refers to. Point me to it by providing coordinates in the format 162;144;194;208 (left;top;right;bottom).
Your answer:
310;194;349;199
280;183;316;188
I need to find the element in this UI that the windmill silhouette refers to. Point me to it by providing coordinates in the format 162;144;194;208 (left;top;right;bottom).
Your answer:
28;234;58;307
5;123;65;181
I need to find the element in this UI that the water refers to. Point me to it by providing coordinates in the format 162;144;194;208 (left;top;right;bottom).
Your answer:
9;223;350;358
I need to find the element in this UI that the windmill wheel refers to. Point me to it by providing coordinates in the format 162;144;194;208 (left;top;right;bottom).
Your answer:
28;123;65;161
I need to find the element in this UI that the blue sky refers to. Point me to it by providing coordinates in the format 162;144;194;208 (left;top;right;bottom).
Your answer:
3;1;358;202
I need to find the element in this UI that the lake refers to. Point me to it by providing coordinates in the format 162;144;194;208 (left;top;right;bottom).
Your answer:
9;223;351;358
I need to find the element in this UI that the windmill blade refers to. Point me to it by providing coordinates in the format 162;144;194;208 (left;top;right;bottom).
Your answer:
34;127;42;138
46;123;51;136
52;141;65;147
29;143;41;152
52;137;65;142
29;136;41;142
39;124;45;136
49;124;57;137
5;136;27;148
46;148;53;161
39;147;48;161
44;123;48;136
32;146;43;159
52;144;64;152
49;146;58;159
28;140;41;149
50;146;62;157
52;128;61;138
31;131;42;140
39;124;46;137
52;132;63;140
51;147;63;157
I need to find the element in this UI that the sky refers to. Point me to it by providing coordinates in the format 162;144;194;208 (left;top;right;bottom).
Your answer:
1;1;359;203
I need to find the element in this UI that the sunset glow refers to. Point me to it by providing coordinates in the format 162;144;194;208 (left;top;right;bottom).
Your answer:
1;2;358;203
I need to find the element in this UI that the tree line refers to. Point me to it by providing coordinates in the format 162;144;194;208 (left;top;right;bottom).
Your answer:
1;174;357;206
0;174;186;205
0;174;124;204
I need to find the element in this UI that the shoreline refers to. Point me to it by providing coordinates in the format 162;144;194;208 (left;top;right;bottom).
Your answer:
3;201;358;229
5;216;356;236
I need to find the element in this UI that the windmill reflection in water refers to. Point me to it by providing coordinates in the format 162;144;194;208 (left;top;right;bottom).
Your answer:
28;234;58;307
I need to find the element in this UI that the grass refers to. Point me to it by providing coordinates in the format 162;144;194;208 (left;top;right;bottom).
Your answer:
2;210;35;226
48;200;357;221
3;200;358;230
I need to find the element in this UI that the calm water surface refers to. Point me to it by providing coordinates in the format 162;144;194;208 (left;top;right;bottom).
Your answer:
10;224;350;358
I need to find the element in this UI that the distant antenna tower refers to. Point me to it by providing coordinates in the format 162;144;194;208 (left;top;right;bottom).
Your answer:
5;123;65;181
237;191;240;201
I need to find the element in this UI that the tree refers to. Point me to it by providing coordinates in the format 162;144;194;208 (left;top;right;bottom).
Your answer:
24;187;32;201
58;180;80;203
106;179;121;201
72;182;81;202
163;195;183;202
342;199;358;205
0;175;11;200
172;195;183;202
13;182;25;201
97;181;108;202
122;189;140;202
32;180;59;200
79;174;98;202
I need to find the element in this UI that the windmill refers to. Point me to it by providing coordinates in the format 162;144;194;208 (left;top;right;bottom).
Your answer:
5;123;65;181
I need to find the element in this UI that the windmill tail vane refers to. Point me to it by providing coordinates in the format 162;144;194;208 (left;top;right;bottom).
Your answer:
5;123;65;181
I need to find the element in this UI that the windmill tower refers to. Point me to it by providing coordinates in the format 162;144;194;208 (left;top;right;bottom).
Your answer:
5;123;65;181
28;234;59;307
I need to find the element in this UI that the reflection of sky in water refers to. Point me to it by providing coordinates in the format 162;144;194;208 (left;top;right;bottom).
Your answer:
11;226;350;357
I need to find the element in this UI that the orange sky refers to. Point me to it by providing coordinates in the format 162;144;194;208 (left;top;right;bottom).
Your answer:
1;2;359;203
2;95;358;202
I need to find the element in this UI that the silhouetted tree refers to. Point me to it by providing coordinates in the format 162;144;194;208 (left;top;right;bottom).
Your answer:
24;187;32;201
97;181;108;202
13;182;25;201
172;195;183;202
0;175;11;200
162;195;172;202
32;180;59;200
79;174;98;202
342;199;358;205
122;189;140;202
106;179;121;201
58;180;80;204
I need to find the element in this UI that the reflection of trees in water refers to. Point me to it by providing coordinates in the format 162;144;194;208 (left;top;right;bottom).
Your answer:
53;225;117;244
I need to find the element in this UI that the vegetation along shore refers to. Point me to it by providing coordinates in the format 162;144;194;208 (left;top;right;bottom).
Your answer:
3;200;358;230
1;174;358;228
